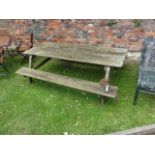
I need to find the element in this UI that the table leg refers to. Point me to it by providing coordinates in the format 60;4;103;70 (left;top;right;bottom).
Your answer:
104;66;111;92
101;96;107;104
100;66;111;104
29;55;33;83
34;58;51;69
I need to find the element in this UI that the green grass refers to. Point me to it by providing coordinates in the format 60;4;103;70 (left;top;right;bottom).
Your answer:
0;56;155;135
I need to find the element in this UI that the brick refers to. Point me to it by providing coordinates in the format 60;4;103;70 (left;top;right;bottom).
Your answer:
39;32;47;39
128;36;139;42
129;44;143;52
99;20;106;27
114;31;124;38
88;24;93;27
48;21;61;30
145;31;155;37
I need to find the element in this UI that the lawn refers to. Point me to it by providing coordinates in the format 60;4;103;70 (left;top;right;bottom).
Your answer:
0;55;155;135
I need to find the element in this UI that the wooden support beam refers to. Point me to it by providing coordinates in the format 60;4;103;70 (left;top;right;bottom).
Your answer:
101;96;107;104
29;55;33;83
104;66;111;92
34;58;51;69
100;66;111;103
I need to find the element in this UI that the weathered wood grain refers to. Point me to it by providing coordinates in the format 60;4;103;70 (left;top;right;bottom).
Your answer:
109;124;155;135
36;42;127;54
16;67;118;98
25;42;127;67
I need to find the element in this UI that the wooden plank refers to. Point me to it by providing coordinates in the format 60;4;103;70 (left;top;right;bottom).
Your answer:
109;124;155;135
25;42;127;68
16;67;118;98
28;46;126;57
34;58;51;69
36;42;127;54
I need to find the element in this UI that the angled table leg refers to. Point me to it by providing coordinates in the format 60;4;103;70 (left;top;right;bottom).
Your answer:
29;55;33;83
34;58;51;69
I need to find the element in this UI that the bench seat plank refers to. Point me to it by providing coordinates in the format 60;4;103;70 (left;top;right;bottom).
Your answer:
16;67;118;98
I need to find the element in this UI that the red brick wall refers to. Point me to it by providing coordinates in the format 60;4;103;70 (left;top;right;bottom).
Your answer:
0;19;155;52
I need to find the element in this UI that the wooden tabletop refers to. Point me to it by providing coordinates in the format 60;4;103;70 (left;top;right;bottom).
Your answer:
25;42;127;68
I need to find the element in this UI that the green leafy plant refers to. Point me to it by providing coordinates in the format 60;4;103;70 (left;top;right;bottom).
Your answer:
107;20;117;27
134;19;141;27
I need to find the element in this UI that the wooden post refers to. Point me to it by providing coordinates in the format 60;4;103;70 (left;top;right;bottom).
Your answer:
29;55;33;83
34;58;51;69
101;66;111;104
101;96;107;104
104;66;111;92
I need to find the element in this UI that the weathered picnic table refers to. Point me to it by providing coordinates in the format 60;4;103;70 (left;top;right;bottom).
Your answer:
16;42;127;103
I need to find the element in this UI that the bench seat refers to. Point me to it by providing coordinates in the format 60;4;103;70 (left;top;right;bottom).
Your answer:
16;67;118;98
